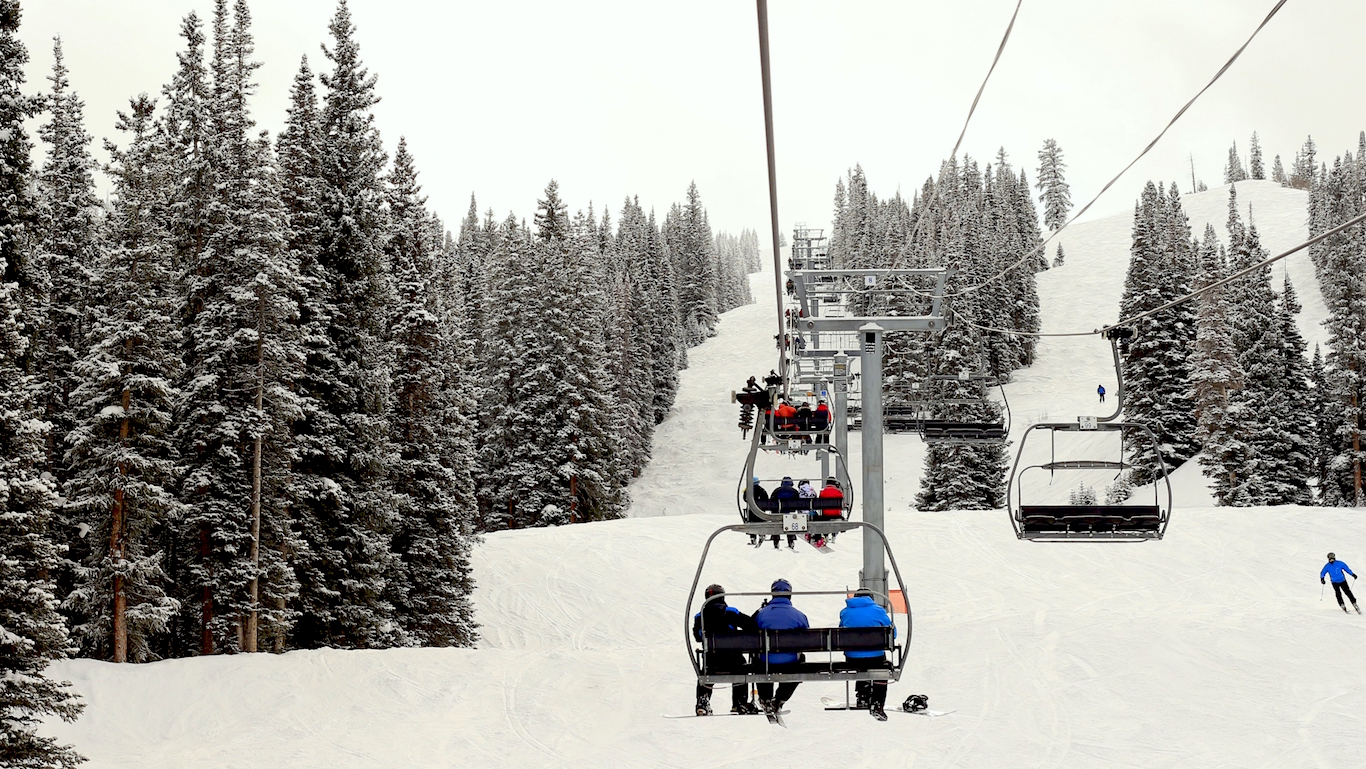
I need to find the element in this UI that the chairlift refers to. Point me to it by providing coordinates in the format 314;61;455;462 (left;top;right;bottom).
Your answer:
737;417;855;525
906;371;1011;444
685;523;912;687
1005;328;1173;541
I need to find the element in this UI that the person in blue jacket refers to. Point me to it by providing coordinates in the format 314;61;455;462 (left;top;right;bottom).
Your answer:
1097;384;1106;403
754;579;809;712
1321;553;1359;614
840;587;896;720
692;584;760;715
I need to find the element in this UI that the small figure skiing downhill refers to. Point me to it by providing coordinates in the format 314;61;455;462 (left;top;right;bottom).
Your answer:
1321;553;1360;614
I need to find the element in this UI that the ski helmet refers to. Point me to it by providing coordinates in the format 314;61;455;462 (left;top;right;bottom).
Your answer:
1328;552;1336;561
853;587;873;598
771;578;792;596
705;584;725;600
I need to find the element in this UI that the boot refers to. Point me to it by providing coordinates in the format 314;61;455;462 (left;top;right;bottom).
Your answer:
869;703;887;721
731;700;760;715
695;695;712;716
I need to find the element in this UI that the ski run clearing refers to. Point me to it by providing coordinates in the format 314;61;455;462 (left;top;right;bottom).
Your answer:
45;182;1366;767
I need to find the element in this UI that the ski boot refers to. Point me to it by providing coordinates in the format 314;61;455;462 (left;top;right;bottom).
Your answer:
695;696;712;716
732;700;760;715
1355;602;1362;615
869;703;888;721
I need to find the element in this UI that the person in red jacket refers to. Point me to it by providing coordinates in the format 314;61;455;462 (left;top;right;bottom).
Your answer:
809;477;845;547
774;400;797;434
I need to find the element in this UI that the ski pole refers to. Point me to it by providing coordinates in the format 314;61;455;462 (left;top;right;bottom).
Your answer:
1321;581;1325;601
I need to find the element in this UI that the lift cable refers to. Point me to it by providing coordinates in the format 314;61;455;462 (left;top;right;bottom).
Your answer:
946;0;1290;299
958;209;1366;339
902;0;1024;260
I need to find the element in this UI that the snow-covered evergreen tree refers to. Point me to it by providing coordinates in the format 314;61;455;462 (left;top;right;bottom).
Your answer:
1118;182;1198;478
1224;142;1247;183
382;138;475;645
671;182;718;345
1271;154;1285;185
0;4;85;761
1190;224;1246;504
1289;135;1316;190
290;0;401;647
63;96;183;663
34;39;101;477
1248;132;1264;180
1035;138;1071;232
1051;243;1065;268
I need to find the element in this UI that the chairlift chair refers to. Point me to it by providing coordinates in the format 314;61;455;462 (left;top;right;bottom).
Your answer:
685;523;912;686
1005;327;1173;541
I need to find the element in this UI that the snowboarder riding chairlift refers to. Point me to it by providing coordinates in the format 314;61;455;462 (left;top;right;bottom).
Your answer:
1321;553;1359;614
693;584;761;715
839;587;896;721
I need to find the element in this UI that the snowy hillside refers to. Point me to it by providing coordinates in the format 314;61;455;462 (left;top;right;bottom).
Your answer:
44;183;1366;768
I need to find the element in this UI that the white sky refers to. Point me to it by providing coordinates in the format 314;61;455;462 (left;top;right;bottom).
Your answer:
18;0;1366;242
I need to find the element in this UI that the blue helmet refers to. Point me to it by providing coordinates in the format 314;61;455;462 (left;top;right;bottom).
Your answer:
771;578;792;596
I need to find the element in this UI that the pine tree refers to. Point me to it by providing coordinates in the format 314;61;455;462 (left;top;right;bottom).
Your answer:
290;0;402;647
33;38;102;477
1289;135;1316;190
672;182;718;345
1035;138;1071;231
1248;132;1264;180
63;96;183;663
1051;243;1065;268
0;4;84;762
1118;182;1198;478
383;138;475;645
1224;141;1247;184
1190;225;1246;504
1271;154;1285;185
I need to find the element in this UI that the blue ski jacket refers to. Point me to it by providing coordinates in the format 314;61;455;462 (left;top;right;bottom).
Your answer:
755;597;809;664
839;596;895;659
1321;560;1356;583
770;479;800;501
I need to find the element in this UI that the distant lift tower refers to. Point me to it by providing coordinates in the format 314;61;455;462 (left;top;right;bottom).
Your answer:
783;264;950;604
789;223;831;270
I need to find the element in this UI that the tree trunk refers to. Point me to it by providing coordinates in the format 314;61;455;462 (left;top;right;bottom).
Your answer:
111;380;132;663
200;526;213;655
1354;391;1362;507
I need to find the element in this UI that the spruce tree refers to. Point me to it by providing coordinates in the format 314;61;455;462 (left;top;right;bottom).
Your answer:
64;96;182;662
1190;225;1245;504
672;182;718;345
1248;132;1264;180
34;39;102;477
0;4;84;763
1051;243;1065;268
290;0;401;647
1224;142;1247;184
1035;138;1071;232
383;139;475;645
1271;154;1285;185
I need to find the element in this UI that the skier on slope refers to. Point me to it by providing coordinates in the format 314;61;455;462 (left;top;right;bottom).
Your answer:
840;587;896;721
693;584;761;715
754;579;809;715
1097;384;1106;403
1321;553;1360;614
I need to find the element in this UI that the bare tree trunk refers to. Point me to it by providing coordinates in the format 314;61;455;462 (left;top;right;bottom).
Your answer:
1354;392;1362;507
111;368;133;663
200;526;213;655
246;382;263;651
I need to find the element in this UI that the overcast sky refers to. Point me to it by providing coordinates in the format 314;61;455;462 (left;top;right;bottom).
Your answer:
18;0;1366;243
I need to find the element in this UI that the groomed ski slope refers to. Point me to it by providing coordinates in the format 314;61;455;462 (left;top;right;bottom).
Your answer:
45;181;1366;768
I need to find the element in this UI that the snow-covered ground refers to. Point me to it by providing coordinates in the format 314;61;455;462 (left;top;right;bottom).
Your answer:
45;182;1366;768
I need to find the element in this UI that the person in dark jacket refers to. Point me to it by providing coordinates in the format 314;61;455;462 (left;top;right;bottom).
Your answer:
1097;384;1106;403
754;579;809;712
839;587;896;720
768;478;801;548
692;584;760;715
746;478;768;543
811;400;831;443
1321;553;1360;613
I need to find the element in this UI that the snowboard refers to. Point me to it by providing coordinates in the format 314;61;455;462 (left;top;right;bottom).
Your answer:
820;696;954;718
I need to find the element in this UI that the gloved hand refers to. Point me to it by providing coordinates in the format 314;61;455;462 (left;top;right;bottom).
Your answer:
1321;579;1326;585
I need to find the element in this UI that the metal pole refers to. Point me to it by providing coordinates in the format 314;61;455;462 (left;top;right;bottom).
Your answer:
833;353;850;491
859;324;887;605
756;0;787;394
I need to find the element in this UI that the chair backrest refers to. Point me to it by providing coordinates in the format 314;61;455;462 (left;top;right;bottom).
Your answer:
703;626;893;655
